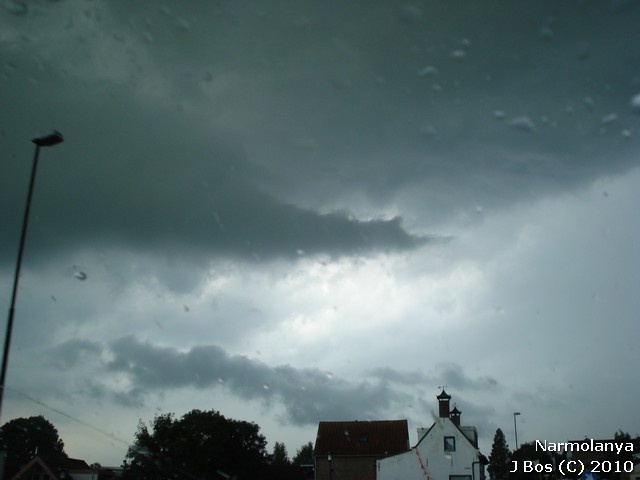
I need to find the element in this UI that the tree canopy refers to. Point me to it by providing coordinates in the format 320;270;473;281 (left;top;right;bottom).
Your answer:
488;428;511;480
270;441;290;465
0;415;68;479
122;409;269;480
292;441;314;466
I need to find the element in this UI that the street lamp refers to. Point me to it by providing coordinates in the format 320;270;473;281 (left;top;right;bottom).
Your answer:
0;130;64;421
513;412;521;450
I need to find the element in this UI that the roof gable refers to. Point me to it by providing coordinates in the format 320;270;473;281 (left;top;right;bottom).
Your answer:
416;418;479;450
9;455;59;480
314;420;409;456
9;455;92;480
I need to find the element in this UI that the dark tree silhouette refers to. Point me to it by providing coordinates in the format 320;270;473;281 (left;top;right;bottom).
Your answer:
270;441;290;465
0;415;68;479
122;409;268;480
488;428;511;480
292;441;314;466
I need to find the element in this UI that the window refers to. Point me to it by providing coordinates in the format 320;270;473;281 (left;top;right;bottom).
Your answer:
444;436;456;452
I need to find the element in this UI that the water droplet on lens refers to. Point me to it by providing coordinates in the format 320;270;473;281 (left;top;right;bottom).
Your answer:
417;65;438;76
630;93;640;114
583;96;595;111
601;113;617;124
74;271;87;281
509;116;536;132
176;17;191;31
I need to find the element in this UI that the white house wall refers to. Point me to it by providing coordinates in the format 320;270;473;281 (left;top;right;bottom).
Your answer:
377;418;482;480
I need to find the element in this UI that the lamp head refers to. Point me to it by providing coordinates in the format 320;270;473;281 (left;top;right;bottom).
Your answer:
32;130;64;147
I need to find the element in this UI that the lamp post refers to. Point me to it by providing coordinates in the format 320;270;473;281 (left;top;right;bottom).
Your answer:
513;412;521;450
0;130;64;421
328;453;332;480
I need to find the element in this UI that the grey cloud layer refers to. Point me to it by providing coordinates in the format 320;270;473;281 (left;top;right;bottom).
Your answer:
102;336;407;425
47;336;500;428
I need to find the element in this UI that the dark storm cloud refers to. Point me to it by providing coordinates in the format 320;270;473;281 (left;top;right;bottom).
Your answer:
3;0;639;269
104;336;407;425
0;82;426;268
128;0;639;214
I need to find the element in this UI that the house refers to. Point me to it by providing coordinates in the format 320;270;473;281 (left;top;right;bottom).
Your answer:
377;390;487;480
314;419;410;480
9;455;95;480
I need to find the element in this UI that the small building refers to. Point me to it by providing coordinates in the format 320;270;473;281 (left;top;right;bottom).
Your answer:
377;390;486;480
314;419;410;480
9;455;94;480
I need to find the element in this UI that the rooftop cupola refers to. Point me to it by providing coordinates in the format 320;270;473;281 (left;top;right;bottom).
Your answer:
437;389;452;418
450;405;461;426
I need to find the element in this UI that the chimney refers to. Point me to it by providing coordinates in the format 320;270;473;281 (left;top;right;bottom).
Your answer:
450;406;461;426
437;390;451;418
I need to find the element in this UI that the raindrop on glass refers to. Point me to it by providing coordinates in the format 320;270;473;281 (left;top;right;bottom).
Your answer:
539;25;553;39
583;97;595;111
630;93;640;114
417;65;438;77
509;116;536;132
420;125;437;139
74;271;88;281
601;113;617;124
176;17;191;31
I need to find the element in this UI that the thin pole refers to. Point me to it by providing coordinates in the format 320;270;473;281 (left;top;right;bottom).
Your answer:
513;413;519;450
0;144;42;421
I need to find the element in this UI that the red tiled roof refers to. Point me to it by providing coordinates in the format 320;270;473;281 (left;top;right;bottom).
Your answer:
314;420;409;456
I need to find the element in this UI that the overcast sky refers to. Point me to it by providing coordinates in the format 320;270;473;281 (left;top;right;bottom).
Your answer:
1;0;639;467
